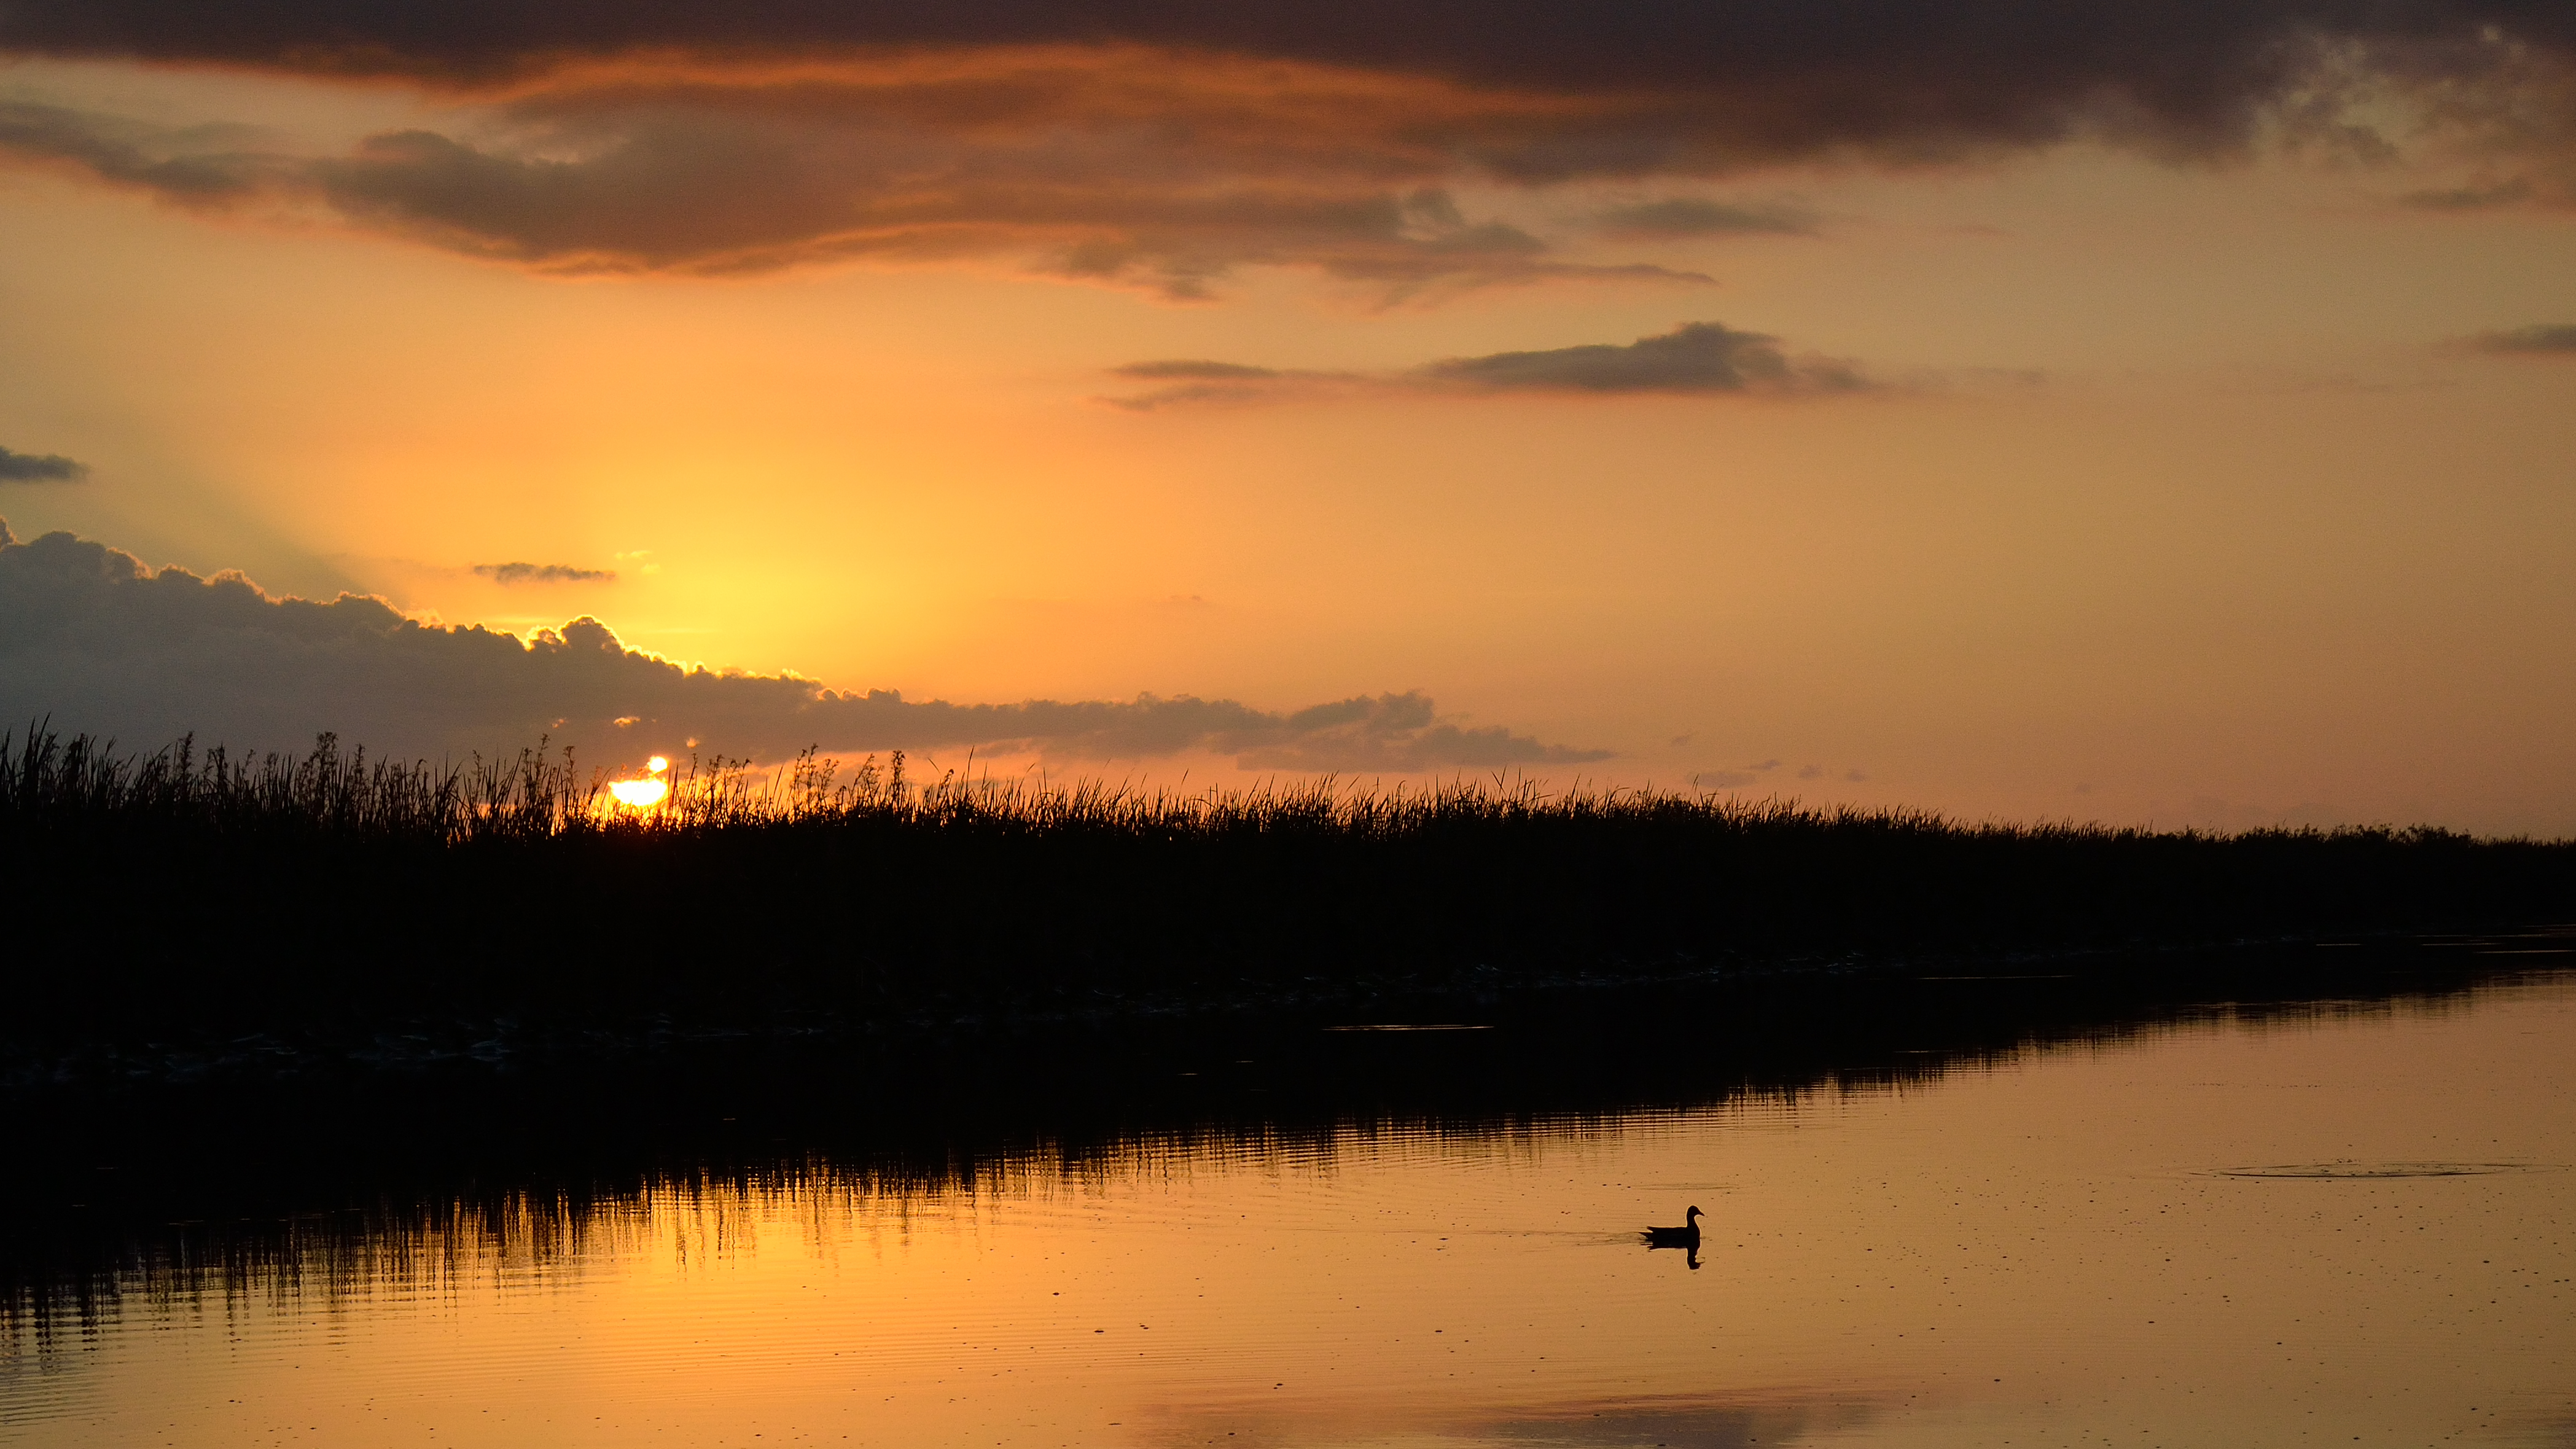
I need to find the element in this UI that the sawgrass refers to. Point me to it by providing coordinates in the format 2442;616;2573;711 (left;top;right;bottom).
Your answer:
4;727;2569;1043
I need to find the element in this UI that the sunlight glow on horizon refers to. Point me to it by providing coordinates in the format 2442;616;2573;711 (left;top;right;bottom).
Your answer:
607;756;672;808
0;37;2570;833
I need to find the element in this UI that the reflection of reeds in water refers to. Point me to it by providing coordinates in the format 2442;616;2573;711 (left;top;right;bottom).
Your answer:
2;960;2559;1362
1;727;2570;1047
0;1122;1589;1362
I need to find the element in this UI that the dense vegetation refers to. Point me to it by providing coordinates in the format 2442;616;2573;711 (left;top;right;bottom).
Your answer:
4;727;2570;1045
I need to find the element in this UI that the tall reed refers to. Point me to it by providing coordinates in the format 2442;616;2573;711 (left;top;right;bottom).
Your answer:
2;727;2567;1044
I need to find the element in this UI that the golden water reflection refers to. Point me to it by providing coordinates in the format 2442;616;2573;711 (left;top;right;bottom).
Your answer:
5;977;2573;1448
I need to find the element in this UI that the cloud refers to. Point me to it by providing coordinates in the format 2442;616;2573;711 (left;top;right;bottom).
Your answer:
1692;758;1784;790
2466;322;2576;354
0;77;1711;298
5;3;2572;166
2402;178;2539;209
0;98;283;203
1106;321;1875;407
1423;322;1868;394
0;445;89;482
1110;361;1283;381
1597;198;1815;239
1101;359;1359;410
6;8;2576;286
0;520;1607;771
474;561;616;584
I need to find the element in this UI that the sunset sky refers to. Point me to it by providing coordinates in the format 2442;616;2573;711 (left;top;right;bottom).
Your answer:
1;2;2570;832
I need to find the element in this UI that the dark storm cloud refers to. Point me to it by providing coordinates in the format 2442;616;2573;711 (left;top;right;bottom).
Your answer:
1596;198;1816;240
4;5;2574;284
0;445;90;482
474;561;615;584
1422;321;1868;394
2467;322;2576;353
5;2;2572;158
0;521;1606;770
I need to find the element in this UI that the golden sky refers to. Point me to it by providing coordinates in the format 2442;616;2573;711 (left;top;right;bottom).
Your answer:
0;6;2571;831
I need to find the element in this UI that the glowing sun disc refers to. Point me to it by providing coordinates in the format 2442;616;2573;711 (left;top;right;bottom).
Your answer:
608;776;669;808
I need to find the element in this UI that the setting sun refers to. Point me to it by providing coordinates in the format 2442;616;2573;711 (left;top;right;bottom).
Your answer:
1;5;2572;1447
607;756;671;808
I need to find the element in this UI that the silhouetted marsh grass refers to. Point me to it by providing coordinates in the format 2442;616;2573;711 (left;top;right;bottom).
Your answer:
3;727;2570;1047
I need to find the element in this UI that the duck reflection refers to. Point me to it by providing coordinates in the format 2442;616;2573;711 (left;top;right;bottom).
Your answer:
1642;1205;1704;1269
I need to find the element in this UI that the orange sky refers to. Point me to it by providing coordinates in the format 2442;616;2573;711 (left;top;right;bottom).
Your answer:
1;19;2572;832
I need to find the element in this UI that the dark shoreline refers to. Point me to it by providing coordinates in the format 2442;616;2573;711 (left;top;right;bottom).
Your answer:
3;931;2566;1327
8;728;2572;1311
1;922;2562;1090
9;730;2573;1061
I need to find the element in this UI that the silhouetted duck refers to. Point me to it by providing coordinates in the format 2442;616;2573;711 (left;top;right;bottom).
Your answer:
1642;1205;1703;1249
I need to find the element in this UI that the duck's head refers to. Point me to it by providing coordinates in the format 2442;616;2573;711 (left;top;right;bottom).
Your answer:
1686;1205;1703;1222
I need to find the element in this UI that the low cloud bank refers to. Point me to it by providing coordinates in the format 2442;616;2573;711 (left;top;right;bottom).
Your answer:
0;521;1606;771
0;445;88;482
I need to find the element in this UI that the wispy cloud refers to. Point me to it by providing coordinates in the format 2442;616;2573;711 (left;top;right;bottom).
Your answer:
1596;198;1815;239
1107;321;1875;408
0;521;1607;771
2402;178;2538;210
2465;322;2576;354
0;445;90;482
1102;358;1360;410
1112;361;1284;381
1693;758;1787;789
474;561;617;584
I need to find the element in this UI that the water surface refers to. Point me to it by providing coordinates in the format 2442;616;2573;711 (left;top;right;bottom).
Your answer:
5;956;2572;1447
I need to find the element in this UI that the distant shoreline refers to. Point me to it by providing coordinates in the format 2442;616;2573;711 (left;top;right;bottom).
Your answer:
6;728;2572;1068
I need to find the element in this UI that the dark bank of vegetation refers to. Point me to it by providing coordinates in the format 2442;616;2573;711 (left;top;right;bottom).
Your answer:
2;941;2555;1335
2;727;2572;1058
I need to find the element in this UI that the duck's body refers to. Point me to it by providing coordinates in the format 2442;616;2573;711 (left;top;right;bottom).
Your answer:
1642;1205;1703;1249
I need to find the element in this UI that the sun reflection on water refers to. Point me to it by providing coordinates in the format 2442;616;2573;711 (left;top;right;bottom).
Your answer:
0;975;2571;1448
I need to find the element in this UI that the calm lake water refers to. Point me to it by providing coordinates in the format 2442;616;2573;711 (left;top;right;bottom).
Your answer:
4;955;2572;1448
